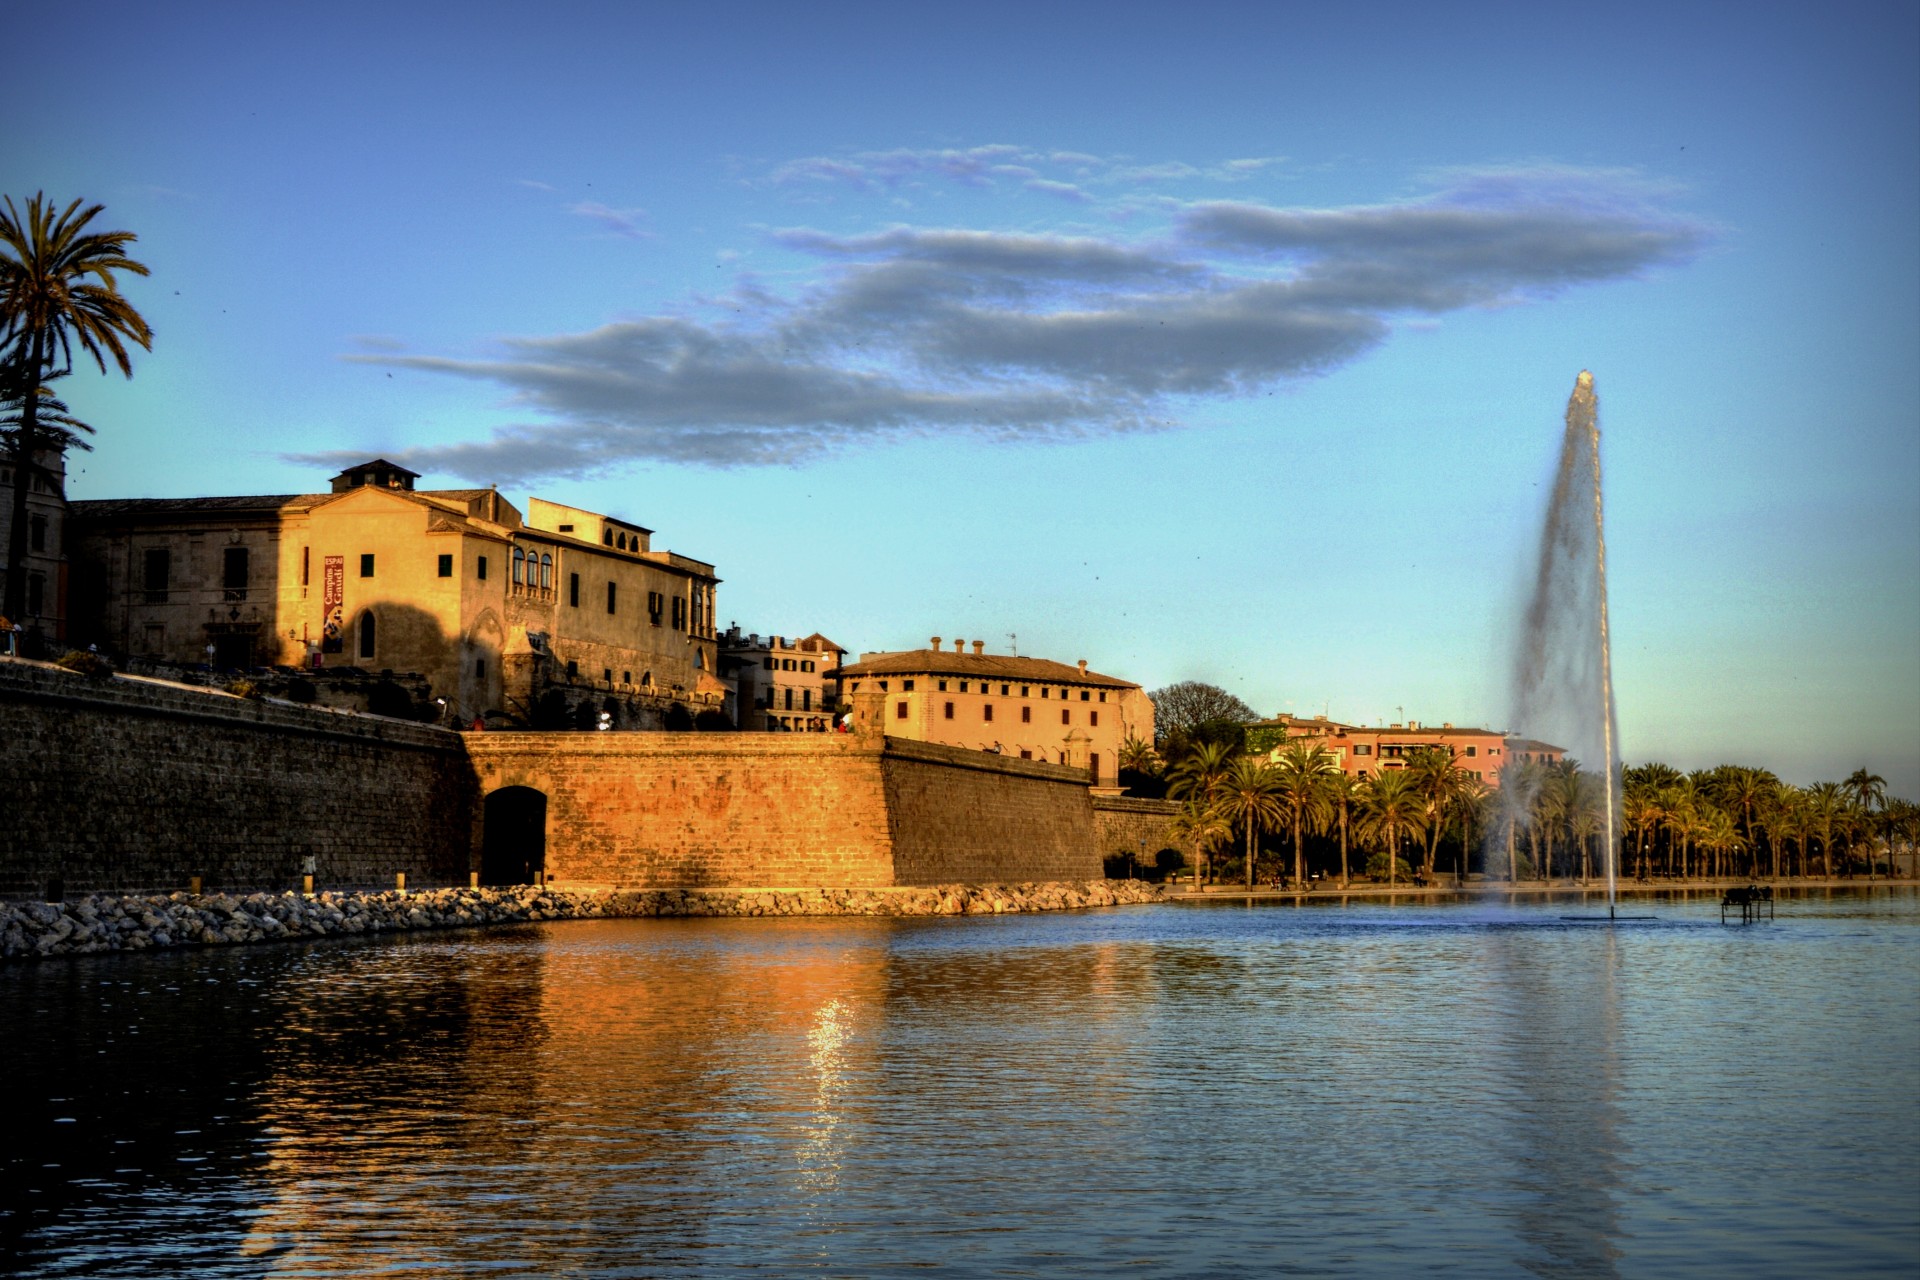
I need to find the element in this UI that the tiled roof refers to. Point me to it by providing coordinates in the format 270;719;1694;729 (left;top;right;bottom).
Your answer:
70;494;323;518
838;649;1137;689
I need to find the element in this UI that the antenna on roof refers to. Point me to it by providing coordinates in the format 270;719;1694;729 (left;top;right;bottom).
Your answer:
1007;632;1017;655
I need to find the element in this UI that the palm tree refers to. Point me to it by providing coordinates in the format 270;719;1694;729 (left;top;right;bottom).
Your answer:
1807;782;1844;879
1404;748;1468;882
1;193;152;622
1217;757;1287;889
1322;770;1361;887
1168;797;1232;892
1567;770;1606;884
1168;739;1234;808
1843;769;1888;879
1274;743;1336;886
1448;776;1492;883
1700;810;1743;881
1359;770;1428;889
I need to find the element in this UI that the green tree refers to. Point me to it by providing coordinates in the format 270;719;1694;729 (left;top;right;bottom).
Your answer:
1;193;152;622
1147;681;1259;746
1806;782;1844;879
1359;770;1428;888
1843;768;1888;878
1168;797;1232;892
1217;757;1287;889
1274;742;1336;886
1404;748;1473;881
1322;770;1361;887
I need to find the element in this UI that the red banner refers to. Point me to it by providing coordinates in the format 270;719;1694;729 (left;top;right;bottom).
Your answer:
321;555;344;653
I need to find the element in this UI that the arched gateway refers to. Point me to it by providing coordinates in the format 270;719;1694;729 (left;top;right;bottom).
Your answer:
481;786;548;885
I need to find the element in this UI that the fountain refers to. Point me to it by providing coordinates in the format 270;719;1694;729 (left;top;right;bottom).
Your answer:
1509;371;1622;918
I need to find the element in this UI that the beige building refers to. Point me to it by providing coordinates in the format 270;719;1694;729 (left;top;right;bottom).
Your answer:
837;637;1153;788
1253;713;1564;786
68;459;725;725
0;444;71;648
719;628;846;731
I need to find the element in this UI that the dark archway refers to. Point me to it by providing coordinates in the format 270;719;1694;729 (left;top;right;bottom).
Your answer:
481;786;548;885
663;703;693;731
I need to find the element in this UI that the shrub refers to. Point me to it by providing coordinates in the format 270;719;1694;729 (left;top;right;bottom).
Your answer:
55;649;114;679
223;678;264;700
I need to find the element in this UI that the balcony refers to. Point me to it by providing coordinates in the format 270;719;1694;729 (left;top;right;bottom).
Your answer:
223;588;249;603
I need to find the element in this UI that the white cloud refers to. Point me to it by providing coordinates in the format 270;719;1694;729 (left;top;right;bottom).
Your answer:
339;167;1710;479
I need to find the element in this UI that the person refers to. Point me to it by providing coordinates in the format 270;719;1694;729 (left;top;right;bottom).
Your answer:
0;616;14;657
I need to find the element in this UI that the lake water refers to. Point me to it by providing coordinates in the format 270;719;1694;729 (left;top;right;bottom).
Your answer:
3;889;1916;1278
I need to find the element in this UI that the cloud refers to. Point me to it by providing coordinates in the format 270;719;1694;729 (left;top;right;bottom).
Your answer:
340;167;1710;479
767;145;1287;199
569;201;656;240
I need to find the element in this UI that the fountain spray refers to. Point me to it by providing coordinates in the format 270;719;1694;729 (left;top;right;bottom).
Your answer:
1511;371;1621;917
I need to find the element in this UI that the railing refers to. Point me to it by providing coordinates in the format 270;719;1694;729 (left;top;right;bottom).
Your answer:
223;588;248;603
508;581;555;602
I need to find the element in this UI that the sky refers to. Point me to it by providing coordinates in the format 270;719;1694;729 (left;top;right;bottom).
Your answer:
9;1;1918;794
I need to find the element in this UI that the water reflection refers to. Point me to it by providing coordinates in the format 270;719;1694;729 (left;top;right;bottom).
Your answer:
4;893;1915;1277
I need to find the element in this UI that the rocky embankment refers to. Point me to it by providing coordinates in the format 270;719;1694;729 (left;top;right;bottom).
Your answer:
0;880;1164;961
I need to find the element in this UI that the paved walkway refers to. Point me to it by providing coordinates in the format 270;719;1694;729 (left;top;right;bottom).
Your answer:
1160;876;1919;903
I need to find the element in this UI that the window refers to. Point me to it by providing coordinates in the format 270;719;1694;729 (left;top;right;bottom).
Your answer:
142;548;170;599
762;656;775;669
358;611;376;659
959;681;969;693
944;701;955;719
896;701;909;719
902;680;915;691
1098;692;1107;703
604;668;613;682
1020;685;1030;697
672;596;686;630
566;660;579;678
28;516;45;552
1020;749;1032;760
1080;690;1090;702
1354;744;1372;756
1465;746;1477;757
438;554;453;578
603;530;612;545
1061;709;1070;725
623;670;631;684
512;547;525;584
1089;752;1100;780
302;546;310;587
1041;688;1049;699
648;590;664;625
359;553;375;578
1001;684;1010;696
540;554;552;588
784;689;794;711
477;556;488;581
476;657;486;678
223;547;249;593
607;581;617;613
938;680;948;692
1021;706;1031;724
569;572;580;606
558;523;574;533
617;533;627;551
803;661;815;673
802;690;811;711
1090;711;1099;727
783;658;795;671
983;704;994;722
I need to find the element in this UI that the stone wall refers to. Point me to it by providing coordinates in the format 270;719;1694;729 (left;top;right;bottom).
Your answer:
883;740;1100;883
1091;795;1191;871
0;658;472;897
465;733;1103;888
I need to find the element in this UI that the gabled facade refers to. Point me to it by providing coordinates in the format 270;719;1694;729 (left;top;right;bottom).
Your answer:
67;460;722;726
836;636;1153;788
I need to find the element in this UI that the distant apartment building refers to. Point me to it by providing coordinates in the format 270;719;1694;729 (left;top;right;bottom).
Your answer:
1253;713;1565;785
836;637;1153;788
0;444;71;648
719;628;846;731
66;459;726;726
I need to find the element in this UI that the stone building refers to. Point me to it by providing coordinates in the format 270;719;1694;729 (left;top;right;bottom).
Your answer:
718;628;846;731
66;459;724;725
0;444;71;649
1251;713;1565;786
836;637;1153;789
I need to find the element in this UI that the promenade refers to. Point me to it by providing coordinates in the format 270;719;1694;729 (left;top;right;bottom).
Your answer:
1162;876;1919;904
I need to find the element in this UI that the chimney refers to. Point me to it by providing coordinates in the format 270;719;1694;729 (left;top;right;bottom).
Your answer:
953;638;965;653
1442;722;1453;730
1410;720;1420;730
972;640;985;656
930;636;942;651
1077;659;1088;674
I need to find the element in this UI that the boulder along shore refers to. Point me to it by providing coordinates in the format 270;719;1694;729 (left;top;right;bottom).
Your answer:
0;880;1166;961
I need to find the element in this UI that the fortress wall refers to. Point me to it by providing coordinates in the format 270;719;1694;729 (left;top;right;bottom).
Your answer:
0;659;472;897
1091;795;1190;865
881;740;1101;883
465;733;899;888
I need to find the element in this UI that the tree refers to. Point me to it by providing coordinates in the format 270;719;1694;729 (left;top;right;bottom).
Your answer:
1843;768;1888;879
1323;770;1360;887
1167;739;1234;807
1806;782;1844;879
1168;797;1232;892
1358;770;1428;888
1274;743;1336;886
1148;681;1258;744
1;194;152;621
1216;757;1288;889
1404;748;1470;881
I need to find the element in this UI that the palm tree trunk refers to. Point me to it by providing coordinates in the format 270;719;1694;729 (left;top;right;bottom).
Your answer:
1339;809;1350;888
3;333;47;622
1293;810;1304;888
1245;821;1255;890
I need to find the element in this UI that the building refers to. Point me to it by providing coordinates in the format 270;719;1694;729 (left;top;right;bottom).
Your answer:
0;444;71;649
67;459;725;725
718;628;846;731
1253;713;1563;786
836;636;1153;789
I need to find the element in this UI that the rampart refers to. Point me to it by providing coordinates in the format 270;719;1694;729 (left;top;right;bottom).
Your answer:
3;659;1104;897
0;659;472;897
1091;795;1191;867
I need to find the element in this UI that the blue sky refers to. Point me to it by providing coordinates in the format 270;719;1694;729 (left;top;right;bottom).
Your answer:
10;1;1918;793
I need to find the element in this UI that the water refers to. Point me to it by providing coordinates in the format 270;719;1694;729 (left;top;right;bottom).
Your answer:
4;892;1917;1277
1510;370;1622;909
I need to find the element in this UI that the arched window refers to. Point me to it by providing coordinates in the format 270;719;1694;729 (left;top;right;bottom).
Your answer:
512;547;525;584
617;532;627;551
358;611;376;659
539;553;552;588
